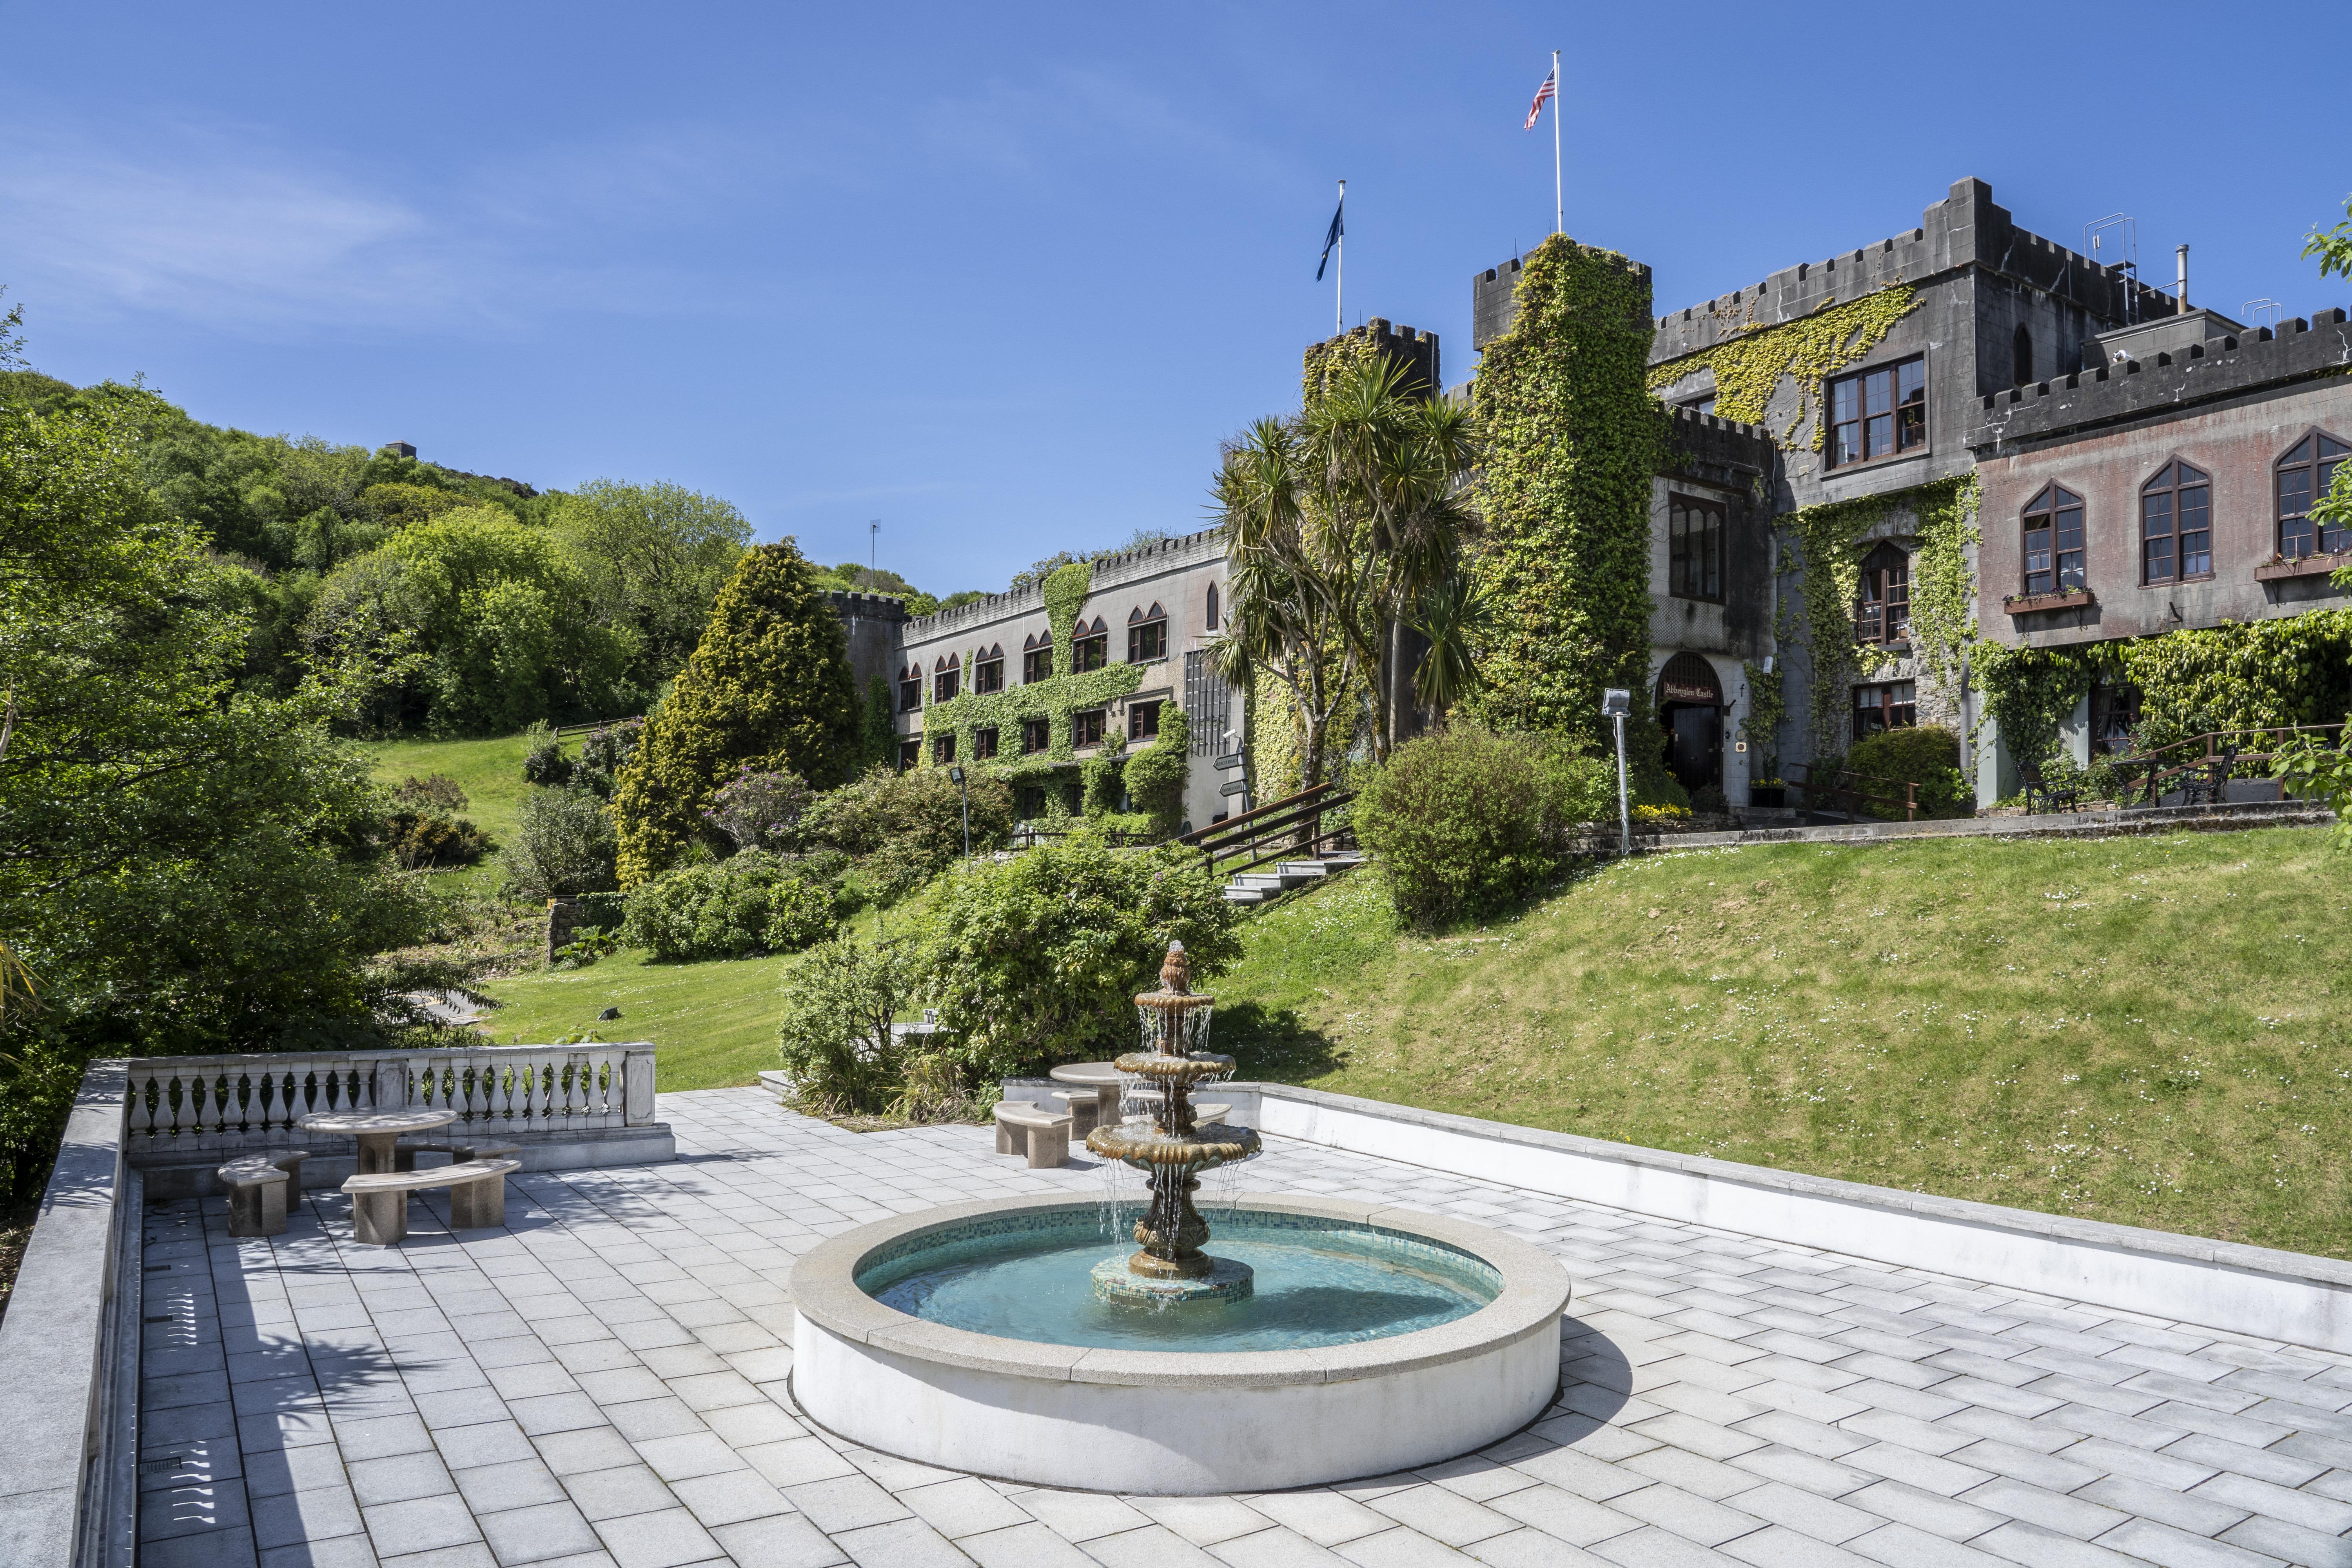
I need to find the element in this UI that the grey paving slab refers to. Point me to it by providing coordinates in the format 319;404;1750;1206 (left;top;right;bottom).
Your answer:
137;1088;2352;1568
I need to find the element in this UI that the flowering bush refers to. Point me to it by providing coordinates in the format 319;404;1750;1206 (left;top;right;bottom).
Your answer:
705;764;813;853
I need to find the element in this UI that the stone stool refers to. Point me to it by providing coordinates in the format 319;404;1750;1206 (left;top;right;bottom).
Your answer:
1050;1089;1102;1137
216;1157;290;1238
268;1150;310;1197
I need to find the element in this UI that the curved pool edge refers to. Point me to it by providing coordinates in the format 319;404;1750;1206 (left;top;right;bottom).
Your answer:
786;1193;1572;1493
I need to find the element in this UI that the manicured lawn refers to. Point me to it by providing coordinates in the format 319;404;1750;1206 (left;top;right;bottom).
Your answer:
480;949;795;1093
1213;826;2352;1258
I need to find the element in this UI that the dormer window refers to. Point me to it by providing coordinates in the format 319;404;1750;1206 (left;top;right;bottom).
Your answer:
2022;485;2085;595
1854;544;1910;646
1072;616;1109;673
1128;603;1168;662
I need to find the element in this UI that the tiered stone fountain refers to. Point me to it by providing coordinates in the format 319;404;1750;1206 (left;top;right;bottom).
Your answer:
789;942;1571;1494
1083;942;1261;1304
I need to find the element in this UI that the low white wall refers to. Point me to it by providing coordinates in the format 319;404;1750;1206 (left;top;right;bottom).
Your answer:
0;1061;139;1568
1242;1085;2352;1355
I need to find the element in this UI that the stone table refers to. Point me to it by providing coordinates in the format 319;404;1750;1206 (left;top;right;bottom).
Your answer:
1047;1060;1122;1135
297;1107;456;1176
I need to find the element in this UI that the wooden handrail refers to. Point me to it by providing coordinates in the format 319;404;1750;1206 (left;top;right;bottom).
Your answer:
2123;722;2343;766
554;715;644;740
1176;782;1339;846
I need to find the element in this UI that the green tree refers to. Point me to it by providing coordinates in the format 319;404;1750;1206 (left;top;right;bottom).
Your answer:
776;936;920;1114
0;387;434;1194
861;674;897;769
552;479;751;690
612;542;859;885
307;506;636;735
2306;193;2352;281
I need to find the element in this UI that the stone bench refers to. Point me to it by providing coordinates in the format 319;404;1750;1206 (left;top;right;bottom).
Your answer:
341;1158;521;1246
392;1137;521;1172
993;1102;1072;1168
1049;1089;1102;1136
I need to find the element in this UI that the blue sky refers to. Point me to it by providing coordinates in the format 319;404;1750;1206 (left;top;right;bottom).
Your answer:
5;1;2345;596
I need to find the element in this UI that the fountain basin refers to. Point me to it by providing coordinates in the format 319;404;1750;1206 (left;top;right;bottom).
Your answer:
788;1194;1570;1494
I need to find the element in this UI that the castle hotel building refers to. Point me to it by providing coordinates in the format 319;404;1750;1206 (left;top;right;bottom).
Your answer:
837;178;2349;817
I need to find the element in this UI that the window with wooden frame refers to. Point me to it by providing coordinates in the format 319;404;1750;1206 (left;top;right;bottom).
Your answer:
932;656;959;704
2022;484;2086;595
897;664;922;713
1020;717;1049;755
2141;459;2213;583
931;733;955;765
972;644;1004;693
2090;682;2141;757
1668;494;1724;602
1853;544;1911;646
897;739;920;772
973;726;999;760
1826;356;1927;468
1072;708;1106;747
1128;699;1162;741
1072;617;1109;673
1852;680;1916;742
2277;432;2351;559
1128;603;1167;663
1022;632;1052;684
1205;583;1220;630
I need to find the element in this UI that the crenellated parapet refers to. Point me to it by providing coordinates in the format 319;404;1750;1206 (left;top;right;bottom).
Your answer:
1665;403;1776;482
1971;307;2352;450
1647;178;2178;368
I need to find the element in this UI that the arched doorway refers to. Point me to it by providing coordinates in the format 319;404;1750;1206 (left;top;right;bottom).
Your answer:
1655;652;1723;796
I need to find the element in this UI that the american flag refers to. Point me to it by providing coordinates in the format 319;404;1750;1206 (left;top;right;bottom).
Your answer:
1524;66;1555;130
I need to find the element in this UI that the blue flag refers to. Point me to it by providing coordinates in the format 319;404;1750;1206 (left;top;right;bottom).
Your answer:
1316;196;1344;281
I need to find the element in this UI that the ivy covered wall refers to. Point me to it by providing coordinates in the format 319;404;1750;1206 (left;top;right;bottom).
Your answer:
1465;235;1665;752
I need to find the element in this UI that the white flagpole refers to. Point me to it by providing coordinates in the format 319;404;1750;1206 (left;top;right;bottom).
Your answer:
1551;50;1562;236
1336;178;1345;334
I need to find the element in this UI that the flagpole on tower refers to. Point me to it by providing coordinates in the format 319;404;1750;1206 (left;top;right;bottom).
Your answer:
1551;49;1562;236
1336;179;1345;335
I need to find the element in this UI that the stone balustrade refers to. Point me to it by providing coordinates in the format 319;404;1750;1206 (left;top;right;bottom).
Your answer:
122;1044;670;1197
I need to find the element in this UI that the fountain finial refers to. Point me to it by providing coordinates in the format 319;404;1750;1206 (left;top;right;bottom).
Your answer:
1159;941;1191;996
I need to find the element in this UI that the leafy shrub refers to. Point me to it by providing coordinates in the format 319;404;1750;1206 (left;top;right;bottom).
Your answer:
1119;707;1191;834
570;717;644;799
497;787;618;899
917;833;1241;1080
776;936;919;1113
385;811;492;869
392;773;469;814
621;850;836;961
551;925;619;970
803;764;1014;902
706;764;813;853
521;720;572;786
1843;724;1970;818
1690;784;1729;815
1354;726;1611;927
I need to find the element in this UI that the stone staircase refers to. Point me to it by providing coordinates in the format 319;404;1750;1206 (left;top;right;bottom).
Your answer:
1221;851;1365;905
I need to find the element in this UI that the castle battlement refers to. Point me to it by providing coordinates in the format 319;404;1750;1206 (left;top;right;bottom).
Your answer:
901;527;1223;640
1970;307;2352;449
1666;402;1776;476
1647;178;2178;368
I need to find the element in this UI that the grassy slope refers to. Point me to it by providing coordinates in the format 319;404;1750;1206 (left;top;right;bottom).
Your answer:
356;732;541;848
480;951;795;1092
1212;826;2352;1259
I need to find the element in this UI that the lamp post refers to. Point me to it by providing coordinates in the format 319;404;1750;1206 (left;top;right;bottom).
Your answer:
1601;689;1632;857
947;764;970;867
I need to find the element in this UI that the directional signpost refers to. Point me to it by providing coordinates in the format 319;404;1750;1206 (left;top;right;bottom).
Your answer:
1214;738;1249;814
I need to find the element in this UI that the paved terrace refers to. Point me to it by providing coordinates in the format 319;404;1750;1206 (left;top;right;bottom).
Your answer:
139;1090;2352;1568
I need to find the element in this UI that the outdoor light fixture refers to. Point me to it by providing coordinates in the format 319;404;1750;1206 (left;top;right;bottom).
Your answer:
1600;689;1632;857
